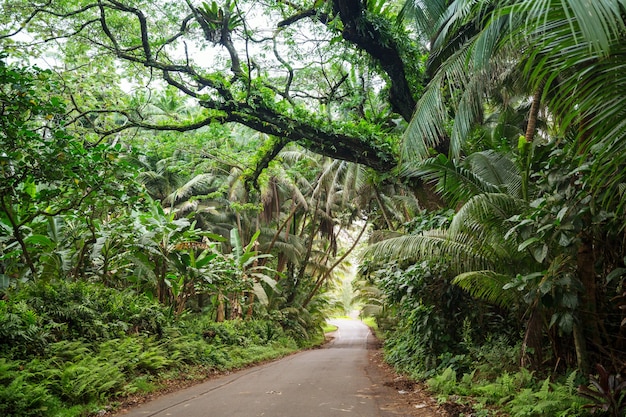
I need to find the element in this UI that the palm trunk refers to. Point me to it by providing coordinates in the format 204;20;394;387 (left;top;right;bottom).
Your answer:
521;82;544;202
302;220;368;309
575;227;597;373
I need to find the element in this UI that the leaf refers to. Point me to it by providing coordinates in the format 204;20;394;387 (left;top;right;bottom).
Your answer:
245;229;261;253
606;267;626;283
195;253;217;268
518;237;541;252
556;206;569;222
561;291;579;309
252;282;269;305
203;232;226;242
531;244;548;263
0;274;9;289
452;270;521;308
24;234;55;249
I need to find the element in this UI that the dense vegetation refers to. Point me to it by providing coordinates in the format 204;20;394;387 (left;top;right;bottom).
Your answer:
1;0;626;416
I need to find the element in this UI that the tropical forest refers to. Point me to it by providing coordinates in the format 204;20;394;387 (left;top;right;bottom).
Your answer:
1;0;625;416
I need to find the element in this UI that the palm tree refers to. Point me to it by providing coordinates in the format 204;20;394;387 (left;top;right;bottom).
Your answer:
397;0;626;372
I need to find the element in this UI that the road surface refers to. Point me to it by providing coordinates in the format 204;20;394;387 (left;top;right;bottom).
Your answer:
117;318;392;417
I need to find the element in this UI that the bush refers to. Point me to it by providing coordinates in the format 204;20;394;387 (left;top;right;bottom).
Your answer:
0;300;50;357
198;319;285;346
0;280;168;359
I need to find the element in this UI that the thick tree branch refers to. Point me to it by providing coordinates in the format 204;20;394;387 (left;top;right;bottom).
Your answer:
332;0;417;121
224;103;395;173
29;0;402;183
278;1;419;121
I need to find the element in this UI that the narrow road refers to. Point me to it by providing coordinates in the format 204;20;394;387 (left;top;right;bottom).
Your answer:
117;319;391;417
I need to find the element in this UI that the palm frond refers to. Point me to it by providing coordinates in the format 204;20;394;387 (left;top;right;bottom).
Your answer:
399;0;449;41
269;240;303;265
465;150;522;198
362;230;496;274
402;78;449;161
163;174;218;206
402;154;501;207
449;192;522;235
452;270;522;308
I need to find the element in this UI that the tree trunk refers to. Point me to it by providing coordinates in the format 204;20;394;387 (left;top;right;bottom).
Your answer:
575;227;598;373
572;321;589;374
332;0;417;121
521;302;543;370
246;291;255;319
216;292;225;322
302;220;368;309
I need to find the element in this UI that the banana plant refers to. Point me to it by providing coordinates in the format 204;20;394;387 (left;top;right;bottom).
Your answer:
226;228;277;319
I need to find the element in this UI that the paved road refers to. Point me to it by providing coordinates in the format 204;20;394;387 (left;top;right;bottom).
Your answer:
118;319;384;417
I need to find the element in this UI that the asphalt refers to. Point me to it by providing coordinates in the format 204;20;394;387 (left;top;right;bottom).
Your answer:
116;318;385;417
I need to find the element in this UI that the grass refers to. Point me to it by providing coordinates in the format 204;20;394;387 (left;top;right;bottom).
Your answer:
323;323;338;333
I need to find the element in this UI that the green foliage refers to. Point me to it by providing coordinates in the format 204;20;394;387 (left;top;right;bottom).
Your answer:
0;57;141;283
463;333;522;379
0;358;59;417
427;367;458;398
0;280;311;417
403;208;454;234
364;258;516;378
0;299;50;357
0;281;167;358
55;355;125;404
508;372;586;417
201;319;285;346
426;366;587;417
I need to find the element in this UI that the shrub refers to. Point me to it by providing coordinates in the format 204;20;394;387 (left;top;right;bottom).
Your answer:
0;280;168;359
0;358;50;417
0;300;50;357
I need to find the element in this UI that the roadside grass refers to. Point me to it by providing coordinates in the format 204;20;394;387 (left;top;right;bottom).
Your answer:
360;316;384;339
323;323;338;333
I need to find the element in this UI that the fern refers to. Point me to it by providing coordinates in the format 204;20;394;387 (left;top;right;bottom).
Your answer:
427;367;458;396
0;358;59;417
508;375;588;417
49;340;91;363
57;357;125;404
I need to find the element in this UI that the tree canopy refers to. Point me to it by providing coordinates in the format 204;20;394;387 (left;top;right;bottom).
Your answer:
2;0;426;181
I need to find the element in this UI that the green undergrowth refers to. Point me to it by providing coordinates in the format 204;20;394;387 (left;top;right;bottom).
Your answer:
380;329;591;417
426;367;589;417
323;322;338;333
373;311;594;417
0;281;324;417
